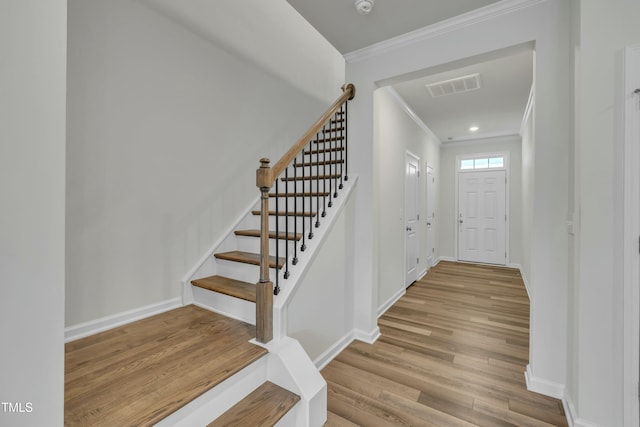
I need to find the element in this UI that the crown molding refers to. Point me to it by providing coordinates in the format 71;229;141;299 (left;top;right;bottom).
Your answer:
345;0;546;63
440;133;521;148
385;87;442;145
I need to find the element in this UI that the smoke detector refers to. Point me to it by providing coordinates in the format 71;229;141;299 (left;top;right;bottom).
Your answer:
355;0;374;15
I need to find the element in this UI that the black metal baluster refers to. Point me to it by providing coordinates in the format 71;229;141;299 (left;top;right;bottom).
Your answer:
311;133;318;233
344;101;349;182
275;180;280;294
339;106;344;190
333;107;345;197
300;148;306;252
321;124;327;218
328;117;334;208
315;130;321;227
284;167;290;279
334;111;341;196
292;155;298;265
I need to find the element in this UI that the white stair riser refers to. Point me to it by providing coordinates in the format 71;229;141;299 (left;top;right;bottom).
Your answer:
235;235;299;256
215;259;292;286
266;195;336;212
276;173;345;192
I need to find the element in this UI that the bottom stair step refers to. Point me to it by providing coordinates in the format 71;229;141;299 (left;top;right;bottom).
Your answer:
208;381;300;427
192;275;256;302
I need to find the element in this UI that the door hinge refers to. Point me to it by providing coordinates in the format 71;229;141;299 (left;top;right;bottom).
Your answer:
417;213;420;220
417;257;420;264
505;214;507;221
505;251;507;259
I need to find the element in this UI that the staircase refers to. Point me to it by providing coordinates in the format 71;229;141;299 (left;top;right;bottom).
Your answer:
185;84;356;426
188;84;355;344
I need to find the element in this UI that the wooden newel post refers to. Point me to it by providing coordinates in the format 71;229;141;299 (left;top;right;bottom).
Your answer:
256;158;273;343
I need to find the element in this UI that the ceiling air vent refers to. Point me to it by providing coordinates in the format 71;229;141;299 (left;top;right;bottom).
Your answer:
425;73;481;98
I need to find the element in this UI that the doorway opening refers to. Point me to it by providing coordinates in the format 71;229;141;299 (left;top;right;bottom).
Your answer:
457;153;509;265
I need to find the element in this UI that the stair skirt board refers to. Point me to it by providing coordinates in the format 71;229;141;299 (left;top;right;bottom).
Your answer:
185;175;359;330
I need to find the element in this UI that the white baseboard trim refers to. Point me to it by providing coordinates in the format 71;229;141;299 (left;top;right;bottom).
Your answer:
436;256;457;263
377;287;406;318
65;298;182;343
562;393;601;427
513;265;532;300
524;364;565;400
353;327;381;344
314;331;355;371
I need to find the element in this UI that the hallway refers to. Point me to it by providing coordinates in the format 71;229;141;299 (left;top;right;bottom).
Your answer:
323;261;567;426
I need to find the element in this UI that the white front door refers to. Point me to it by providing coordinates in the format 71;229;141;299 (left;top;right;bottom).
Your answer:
425;164;436;269
458;170;506;265
405;153;419;286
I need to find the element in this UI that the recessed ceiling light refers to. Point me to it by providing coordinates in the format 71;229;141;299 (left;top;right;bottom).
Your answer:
469;126;479;132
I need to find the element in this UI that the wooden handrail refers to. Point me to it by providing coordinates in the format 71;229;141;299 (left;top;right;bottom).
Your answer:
254;83;355;344
256;84;355;190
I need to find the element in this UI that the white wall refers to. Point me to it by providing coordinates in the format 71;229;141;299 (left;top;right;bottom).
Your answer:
0;1;66;425
66;0;345;326
288;194;356;362
140;0;344;106
374;87;441;312
568;0;640;424
346;0;570;392
439;136;523;266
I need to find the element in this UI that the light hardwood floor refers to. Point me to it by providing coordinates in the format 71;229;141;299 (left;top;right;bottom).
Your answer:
323;261;568;426
65;305;267;426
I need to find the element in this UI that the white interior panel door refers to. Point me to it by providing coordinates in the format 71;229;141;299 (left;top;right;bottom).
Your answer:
426;164;436;269
405;153;419;286
458;170;506;265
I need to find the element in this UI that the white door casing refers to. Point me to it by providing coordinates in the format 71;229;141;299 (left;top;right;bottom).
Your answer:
405;152;419;286
458;170;507;265
426;164;436;270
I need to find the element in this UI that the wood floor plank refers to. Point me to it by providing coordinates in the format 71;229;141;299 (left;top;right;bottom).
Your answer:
326;411;359;426
208;381;299;427
323;262;568;426
65;305;267;426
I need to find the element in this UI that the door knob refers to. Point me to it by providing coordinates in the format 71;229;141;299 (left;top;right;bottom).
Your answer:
459;219;464;224
406;226;412;231
427;222;431;226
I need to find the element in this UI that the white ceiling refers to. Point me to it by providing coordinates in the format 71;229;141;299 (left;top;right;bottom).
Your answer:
286;0;533;144
285;0;503;55
391;48;533;142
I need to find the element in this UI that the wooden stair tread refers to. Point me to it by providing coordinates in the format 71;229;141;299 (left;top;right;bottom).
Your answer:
65;305;267;426
208;381;300;427
215;250;285;269
251;210;317;217
235;229;302;241
269;191;329;197
192;275;256;302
